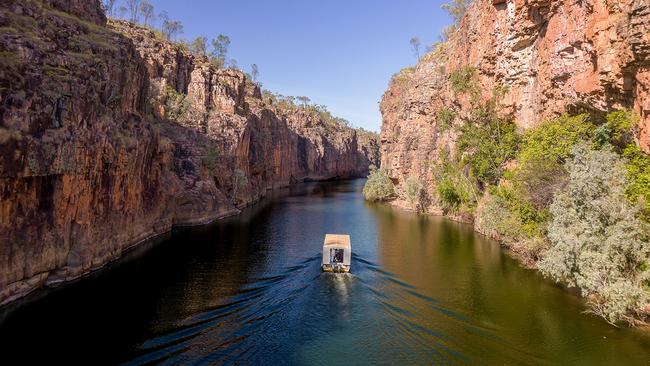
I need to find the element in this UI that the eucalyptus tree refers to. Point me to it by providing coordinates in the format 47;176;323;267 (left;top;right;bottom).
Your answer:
410;37;421;61
125;0;141;23
140;0;155;27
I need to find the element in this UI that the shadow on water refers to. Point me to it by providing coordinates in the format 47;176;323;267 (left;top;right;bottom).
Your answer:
2;179;650;365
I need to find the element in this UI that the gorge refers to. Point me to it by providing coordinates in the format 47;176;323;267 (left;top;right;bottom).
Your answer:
2;0;650;364
0;0;379;306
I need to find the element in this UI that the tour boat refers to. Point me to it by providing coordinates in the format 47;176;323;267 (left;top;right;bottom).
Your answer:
322;234;351;273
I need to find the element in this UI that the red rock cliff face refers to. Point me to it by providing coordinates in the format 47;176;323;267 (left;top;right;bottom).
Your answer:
0;1;379;306
381;0;649;198
113;20;377;200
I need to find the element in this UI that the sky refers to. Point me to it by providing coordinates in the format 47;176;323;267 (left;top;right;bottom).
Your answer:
119;0;453;132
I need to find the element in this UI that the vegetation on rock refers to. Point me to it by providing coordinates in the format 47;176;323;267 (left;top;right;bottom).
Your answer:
363;167;395;202
432;151;477;211
539;144;650;325
457;89;519;187
404;175;423;206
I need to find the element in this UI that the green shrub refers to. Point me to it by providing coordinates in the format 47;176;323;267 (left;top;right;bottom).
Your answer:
539;144;650;325
518;114;594;165
457;111;519;186
494;112;612;244
164;86;189;121
511;157;567;211
435;107;456;131
404;175;423;205
594;110;637;150
624;144;650;222
449;66;477;94
437;179;462;209
363;168;395;202
507;114;594;222
202;147;220;175
477;192;527;242
432;152;477;211
491;185;549;238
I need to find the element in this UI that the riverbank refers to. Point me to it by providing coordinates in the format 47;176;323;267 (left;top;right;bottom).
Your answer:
386;198;538;268
378;0;650;326
380;194;650;327
0;175;366;310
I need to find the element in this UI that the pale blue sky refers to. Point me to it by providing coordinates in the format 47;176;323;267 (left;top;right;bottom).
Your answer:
115;0;452;131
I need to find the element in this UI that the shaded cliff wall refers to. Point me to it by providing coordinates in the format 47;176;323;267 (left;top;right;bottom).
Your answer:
0;1;379;305
381;0;650;196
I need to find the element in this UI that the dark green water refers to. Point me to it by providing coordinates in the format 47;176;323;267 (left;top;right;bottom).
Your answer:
1;180;650;365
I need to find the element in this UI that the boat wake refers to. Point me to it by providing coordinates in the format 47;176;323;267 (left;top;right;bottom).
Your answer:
123;253;536;365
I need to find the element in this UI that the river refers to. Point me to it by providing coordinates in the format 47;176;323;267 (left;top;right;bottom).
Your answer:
1;180;650;365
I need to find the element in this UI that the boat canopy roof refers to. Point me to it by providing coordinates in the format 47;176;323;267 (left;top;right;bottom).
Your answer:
323;234;351;249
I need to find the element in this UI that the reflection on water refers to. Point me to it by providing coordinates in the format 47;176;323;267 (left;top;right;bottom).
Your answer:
1;180;650;365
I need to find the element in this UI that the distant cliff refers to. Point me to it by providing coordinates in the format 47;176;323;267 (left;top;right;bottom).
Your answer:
0;0;378;305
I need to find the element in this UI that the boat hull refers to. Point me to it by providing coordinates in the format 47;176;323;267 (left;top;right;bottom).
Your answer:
322;265;350;273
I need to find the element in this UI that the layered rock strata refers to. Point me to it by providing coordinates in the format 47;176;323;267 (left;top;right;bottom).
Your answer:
381;0;650;196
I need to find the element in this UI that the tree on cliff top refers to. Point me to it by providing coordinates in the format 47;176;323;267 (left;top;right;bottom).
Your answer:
251;64;259;82
191;37;208;57
440;0;472;41
160;12;183;41
140;0;156;27
297;96;311;107
410;37;421;61
210;35;231;68
126;0;141;23
441;0;471;24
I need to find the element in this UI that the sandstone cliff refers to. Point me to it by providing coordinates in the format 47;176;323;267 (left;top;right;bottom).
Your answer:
0;0;378;306
381;0;649;199
378;0;650;324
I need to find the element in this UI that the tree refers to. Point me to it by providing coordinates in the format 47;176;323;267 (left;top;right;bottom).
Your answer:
210;35;231;68
440;0;472;41
441;0;471;24
539;144;650;324
363;168;395;202
117;6;128;19
404;175;423;206
125;0;141;23
102;0;117;17
251;64;259;82
161;17;183;41
410;37;421;61
190;36;208;57
296;96;311;107
140;0;155;27
158;10;168;27
457;89;520;186
232;169;248;201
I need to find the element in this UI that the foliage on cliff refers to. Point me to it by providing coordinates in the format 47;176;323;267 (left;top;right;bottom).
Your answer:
476;110;650;324
363;168;395;202
539;145;650;325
